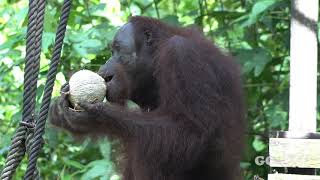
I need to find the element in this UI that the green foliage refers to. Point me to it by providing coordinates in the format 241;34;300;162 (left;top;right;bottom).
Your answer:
0;0;302;179
243;0;280;26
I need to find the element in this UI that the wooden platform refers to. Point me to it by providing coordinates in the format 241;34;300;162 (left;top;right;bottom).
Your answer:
269;174;320;180
268;131;320;179
269;138;320;168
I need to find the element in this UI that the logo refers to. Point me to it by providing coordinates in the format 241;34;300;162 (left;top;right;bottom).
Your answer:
254;156;270;166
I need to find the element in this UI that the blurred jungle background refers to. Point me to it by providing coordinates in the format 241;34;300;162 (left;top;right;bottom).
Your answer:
0;0;301;179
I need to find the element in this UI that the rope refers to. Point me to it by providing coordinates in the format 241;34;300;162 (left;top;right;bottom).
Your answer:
25;0;47;178
23;0;72;179
0;0;72;179
1;0;46;179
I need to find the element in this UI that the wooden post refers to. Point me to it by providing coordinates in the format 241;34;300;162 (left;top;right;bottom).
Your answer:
268;1;319;179
289;0;318;132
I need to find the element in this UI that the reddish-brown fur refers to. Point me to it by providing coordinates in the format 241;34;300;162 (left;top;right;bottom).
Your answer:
50;16;245;180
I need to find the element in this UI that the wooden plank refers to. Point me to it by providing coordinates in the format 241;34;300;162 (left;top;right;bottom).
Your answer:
268;174;320;180
289;0;318;132
270;131;320;139
269;138;320;168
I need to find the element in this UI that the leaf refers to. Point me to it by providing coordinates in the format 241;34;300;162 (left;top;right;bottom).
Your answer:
0;50;21;61
81;160;112;180
242;0;279;27
73;44;88;57
161;15;180;26
42;32;55;54
44;7;58;33
0;33;24;50
252;137;266;152
99;139;111;160
251;0;277;18
59;166;74;180
236;48;272;77
80;39;103;49
11;111;22;124
207;11;246;20
265;104;288;129
240;162;251;169
60;174;73;180
68;32;88;43
64;159;85;169
253;49;272;76
36;84;45;102
15;7;28;26
0;134;11;155
126;100;140;110
89;3;107;16
45;128;59;148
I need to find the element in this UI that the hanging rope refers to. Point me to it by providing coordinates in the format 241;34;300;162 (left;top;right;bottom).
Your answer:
0;0;72;179
0;0;46;179
24;0;72;178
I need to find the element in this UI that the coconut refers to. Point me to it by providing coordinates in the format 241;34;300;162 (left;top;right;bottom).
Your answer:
68;70;106;109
